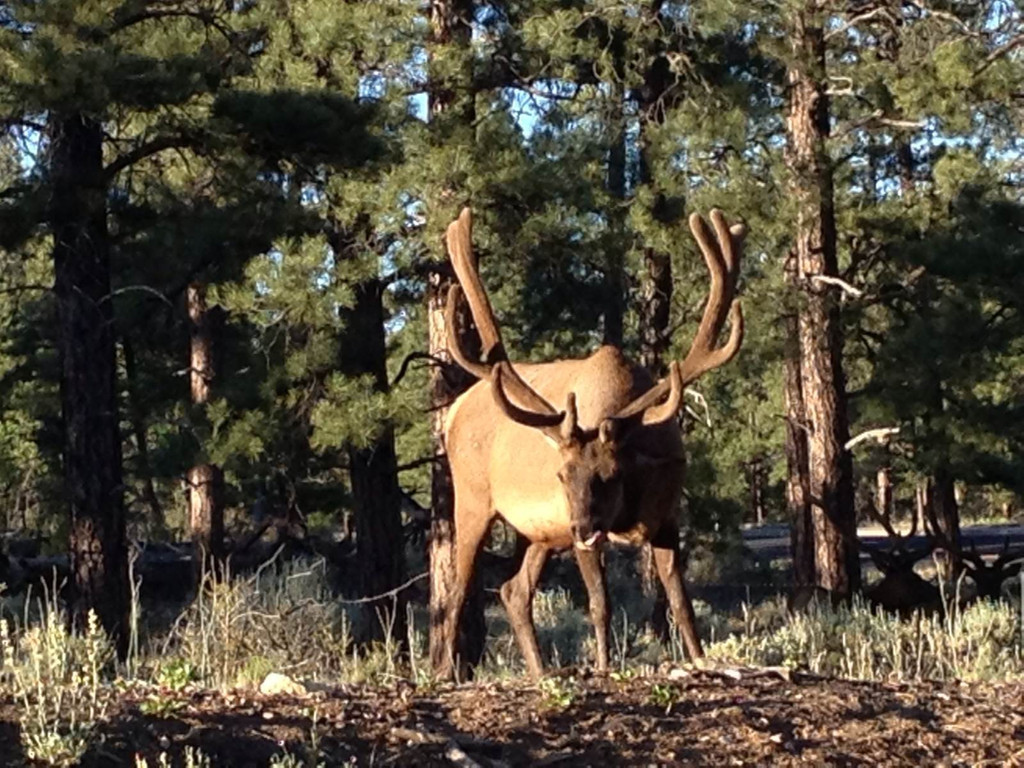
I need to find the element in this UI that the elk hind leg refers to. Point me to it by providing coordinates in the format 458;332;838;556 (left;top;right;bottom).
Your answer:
574;546;610;672
651;525;703;661
499;540;549;679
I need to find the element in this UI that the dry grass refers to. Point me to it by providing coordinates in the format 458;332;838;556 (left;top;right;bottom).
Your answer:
2;553;1024;765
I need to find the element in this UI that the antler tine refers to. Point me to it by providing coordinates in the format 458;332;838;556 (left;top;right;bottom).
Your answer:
491;364;565;428
678;210;745;386
444;207;562;420
446;208;501;357
611;361;684;424
865;500;900;542
491;363;581;445
611;209;745;428
710;209;744;283
445;284;490;380
920;491;974;572
993;537;1024;570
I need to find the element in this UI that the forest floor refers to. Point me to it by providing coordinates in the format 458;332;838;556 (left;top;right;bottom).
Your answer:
2;665;1022;766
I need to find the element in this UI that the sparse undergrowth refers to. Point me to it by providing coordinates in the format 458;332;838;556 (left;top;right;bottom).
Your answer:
0;601;109;767
708;596;1024;682
2;558;1023;765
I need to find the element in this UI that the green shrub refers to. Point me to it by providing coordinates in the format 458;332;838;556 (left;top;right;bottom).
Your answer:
708;596;1024;682
1;607;110;766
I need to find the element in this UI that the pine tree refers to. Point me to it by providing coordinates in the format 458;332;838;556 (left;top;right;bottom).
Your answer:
784;1;859;596
425;0;486;679
0;0;264;651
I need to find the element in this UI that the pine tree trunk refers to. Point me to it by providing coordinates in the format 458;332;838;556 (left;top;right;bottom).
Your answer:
786;9;859;595
636;116;672;640
603;40;627;347
427;0;485;677
639;247;672;373
876;465;893;520
749;458;766;526
426;270;485;674
337;276;407;645
122;336;165;536
187;283;225;571
50;113;129;656
930;470;960;551
784;312;815;588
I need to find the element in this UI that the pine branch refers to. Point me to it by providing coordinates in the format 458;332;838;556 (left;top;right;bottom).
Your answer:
0;284;51;296
396;456;442;473
845;427;901;451
390;351;449;389
975;33;1024;77
103;133;199;182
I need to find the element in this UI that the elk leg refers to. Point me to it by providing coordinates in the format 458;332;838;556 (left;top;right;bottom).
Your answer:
574;546;610;672
651;525;703;661
437;507;493;681
499;540;549;679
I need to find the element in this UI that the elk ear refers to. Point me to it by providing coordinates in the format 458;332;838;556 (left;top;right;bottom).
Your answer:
599;418;618;445
559;392;579;444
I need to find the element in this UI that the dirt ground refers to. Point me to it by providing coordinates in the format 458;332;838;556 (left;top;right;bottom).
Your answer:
2;666;1023;766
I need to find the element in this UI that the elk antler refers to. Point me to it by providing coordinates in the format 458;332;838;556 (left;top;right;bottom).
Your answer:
444;208;578;441
919;486;1024;598
614;209;745;426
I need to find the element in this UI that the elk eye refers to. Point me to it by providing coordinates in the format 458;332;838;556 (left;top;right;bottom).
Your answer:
556;470;566;483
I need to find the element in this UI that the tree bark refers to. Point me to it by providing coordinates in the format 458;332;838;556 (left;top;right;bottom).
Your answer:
786;7;860;596
930;470;960;551
639;247;672;373
337;275;407;645
50;113;129;656
427;0;486;678
187;282;225;572
784;312;815;588
603;35;627;347
876;464;893;521
748;457;766;526
636;107;673;639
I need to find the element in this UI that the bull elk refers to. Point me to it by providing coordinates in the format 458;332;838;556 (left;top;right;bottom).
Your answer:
438;207;745;679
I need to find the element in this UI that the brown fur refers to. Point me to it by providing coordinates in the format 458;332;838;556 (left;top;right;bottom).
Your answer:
436;208;744;680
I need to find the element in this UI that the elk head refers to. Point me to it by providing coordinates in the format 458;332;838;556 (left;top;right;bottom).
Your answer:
443;207;744;549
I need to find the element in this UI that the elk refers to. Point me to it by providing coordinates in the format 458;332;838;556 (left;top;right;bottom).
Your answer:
919;493;1024;601
859;500;944;616
438;207;744;679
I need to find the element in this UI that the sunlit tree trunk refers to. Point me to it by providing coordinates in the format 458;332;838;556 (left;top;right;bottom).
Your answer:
785;311;815;589
785;4;859;596
187;282;225;574
427;0;485;678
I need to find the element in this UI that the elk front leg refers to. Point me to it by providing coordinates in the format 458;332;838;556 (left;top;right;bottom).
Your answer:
651;524;703;661
574;546;610;672
434;506;493;682
499;540;549;679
